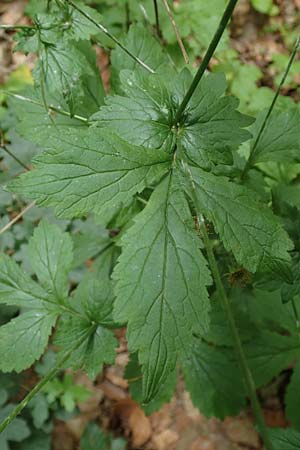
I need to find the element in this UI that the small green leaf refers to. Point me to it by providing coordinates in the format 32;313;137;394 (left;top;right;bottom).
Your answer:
28;394;50;429
0;402;30;450
80;423;111;450
28;219;73;301
0;253;48;308
249;108;300;165
0;310;56;372
55;273;117;379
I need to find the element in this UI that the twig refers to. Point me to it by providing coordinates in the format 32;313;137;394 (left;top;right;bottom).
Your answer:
65;0;155;74
161;0;189;64
0;202;36;235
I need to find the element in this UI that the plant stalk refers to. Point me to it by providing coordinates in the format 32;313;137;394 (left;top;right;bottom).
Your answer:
66;0;155;74
173;0;239;125
153;0;162;39
182;162;274;450
0;328;95;434
0;143;30;171
241;36;300;179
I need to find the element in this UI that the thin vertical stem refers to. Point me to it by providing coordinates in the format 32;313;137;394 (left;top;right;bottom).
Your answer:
173;0;239;125
182;162;274;450
0;138;30;171
153;0;162;39
241;37;300;178
125;2;131;31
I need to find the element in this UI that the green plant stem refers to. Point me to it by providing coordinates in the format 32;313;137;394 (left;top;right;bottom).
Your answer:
241;36;300;179
173;0;239;125
182;162;274;450
2;91;89;123
0;328;95;434
0;136;30;170
65;0;155;74
125;2;131;31
153;0;162;39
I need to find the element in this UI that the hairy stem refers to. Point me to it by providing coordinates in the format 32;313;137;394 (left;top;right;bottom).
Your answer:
153;0;162;38
241;37;300;179
0;327;95;434
182;162;274;450
173;0;239;125
65;0;155;74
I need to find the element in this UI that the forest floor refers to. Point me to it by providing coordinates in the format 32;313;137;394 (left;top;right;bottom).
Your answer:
0;1;299;449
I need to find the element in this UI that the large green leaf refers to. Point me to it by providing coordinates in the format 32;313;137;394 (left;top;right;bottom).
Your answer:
94;69;253;168
189;166;292;273
114;172;211;401
9;129;171;221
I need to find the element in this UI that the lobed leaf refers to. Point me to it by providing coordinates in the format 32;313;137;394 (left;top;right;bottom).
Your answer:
0;311;56;372
9;129;171;221
114;172;211;401
189;165;293;273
